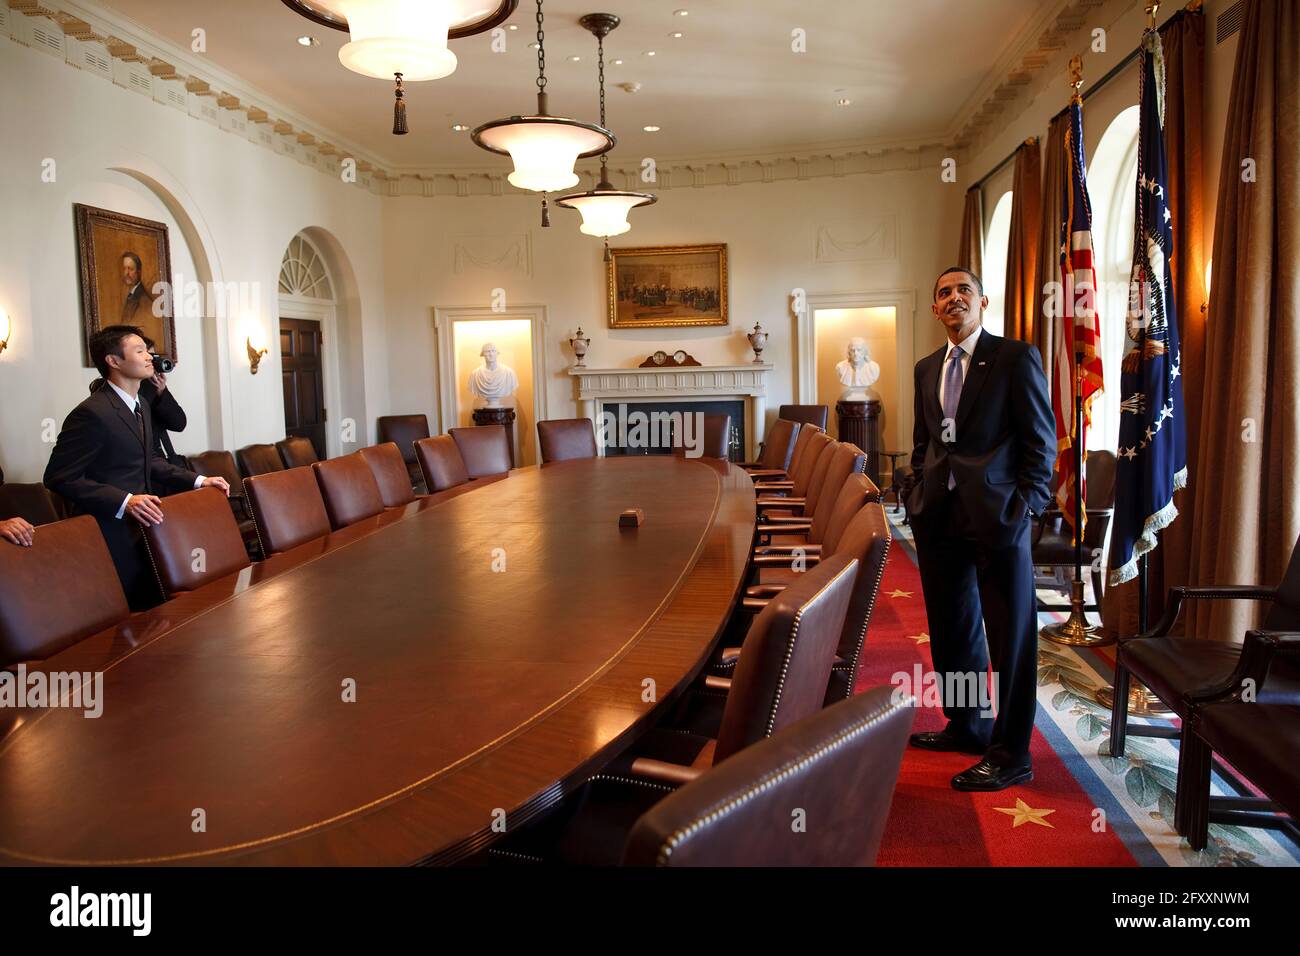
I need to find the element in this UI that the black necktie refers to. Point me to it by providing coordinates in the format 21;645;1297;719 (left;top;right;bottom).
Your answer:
134;402;145;443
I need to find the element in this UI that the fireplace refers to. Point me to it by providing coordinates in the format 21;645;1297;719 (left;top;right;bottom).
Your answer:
602;399;747;461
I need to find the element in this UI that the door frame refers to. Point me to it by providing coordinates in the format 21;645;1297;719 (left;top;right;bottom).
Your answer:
278;296;343;458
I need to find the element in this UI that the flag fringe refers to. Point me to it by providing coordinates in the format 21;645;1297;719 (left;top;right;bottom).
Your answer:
1107;466;1189;587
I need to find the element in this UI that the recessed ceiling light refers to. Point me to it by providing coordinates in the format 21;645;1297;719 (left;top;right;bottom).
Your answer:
450;124;469;131
670;32;683;38
836;98;852;106
568;55;581;61
674;9;689;15
643;125;661;132
644;50;656;56
296;35;318;47
528;42;540;49
613;58;623;65
508;24;518;30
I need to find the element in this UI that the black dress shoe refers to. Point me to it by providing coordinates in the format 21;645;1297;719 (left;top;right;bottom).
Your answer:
908;731;986;756
951;758;1033;792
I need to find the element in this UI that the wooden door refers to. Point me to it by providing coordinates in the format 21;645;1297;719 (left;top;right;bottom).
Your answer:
280;317;326;459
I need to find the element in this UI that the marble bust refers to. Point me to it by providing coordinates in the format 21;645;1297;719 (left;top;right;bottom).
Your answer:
468;342;519;408
834;337;881;402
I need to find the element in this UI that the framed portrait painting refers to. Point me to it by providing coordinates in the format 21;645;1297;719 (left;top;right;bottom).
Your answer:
74;203;177;362
606;243;728;329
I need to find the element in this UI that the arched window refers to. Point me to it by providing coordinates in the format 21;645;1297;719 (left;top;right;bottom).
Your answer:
279;233;334;301
982;190;1014;337
1086;105;1139;453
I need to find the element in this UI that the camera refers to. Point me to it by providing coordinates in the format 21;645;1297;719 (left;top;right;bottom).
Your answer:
150;353;176;374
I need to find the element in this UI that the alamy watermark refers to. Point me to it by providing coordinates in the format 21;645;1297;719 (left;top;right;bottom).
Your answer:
890;664;998;719
596;405;706;458
0;664;103;718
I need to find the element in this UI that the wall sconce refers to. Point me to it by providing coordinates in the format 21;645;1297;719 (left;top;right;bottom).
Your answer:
0;307;11;356
247;336;268;374
1202;259;1212;313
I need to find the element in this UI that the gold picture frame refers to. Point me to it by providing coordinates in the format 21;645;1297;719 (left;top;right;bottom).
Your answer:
606;243;728;328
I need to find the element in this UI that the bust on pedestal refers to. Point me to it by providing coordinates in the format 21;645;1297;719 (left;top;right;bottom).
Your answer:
468;342;519;467
834;338;883;486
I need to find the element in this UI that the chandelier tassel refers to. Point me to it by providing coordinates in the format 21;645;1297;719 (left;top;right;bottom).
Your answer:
392;73;408;135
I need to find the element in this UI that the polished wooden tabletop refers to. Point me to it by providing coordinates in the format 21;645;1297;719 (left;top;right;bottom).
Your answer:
0;456;755;865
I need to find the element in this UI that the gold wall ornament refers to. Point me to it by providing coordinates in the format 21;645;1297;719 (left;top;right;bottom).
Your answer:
247;337;268;374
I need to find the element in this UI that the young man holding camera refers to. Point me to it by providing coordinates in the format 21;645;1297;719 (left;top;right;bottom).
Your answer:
45;325;229;609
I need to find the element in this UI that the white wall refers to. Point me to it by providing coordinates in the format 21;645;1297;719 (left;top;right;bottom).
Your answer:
0;35;387;481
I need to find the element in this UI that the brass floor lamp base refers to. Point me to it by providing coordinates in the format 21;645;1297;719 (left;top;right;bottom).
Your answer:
1095;682;1174;717
1040;580;1114;647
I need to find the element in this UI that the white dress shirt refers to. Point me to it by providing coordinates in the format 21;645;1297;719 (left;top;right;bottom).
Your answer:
105;379;204;519
938;325;982;412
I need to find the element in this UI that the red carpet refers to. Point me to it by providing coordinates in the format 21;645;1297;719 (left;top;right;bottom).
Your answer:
858;541;1138;866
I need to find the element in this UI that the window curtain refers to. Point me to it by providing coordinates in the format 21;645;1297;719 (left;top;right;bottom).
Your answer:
957;186;984;277
1003;139;1042;345
1102;6;1209;638
1185;0;1299;640
1032;114;1069;376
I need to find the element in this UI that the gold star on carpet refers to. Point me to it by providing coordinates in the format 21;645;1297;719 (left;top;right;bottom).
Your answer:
907;632;930;645
888;589;913;598
993;798;1056;829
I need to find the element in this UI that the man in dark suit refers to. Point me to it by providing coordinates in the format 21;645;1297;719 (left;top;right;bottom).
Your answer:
905;267;1055;791
120;252;156;324
45;325;229;608
90;332;188;466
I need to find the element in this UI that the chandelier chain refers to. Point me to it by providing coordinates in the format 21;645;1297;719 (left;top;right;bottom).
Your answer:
597;32;607;174
535;0;546;94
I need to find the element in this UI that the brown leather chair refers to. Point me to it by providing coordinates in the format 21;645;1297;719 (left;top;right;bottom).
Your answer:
755;434;839;518
377;414;431;488
1109;531;1300;836
244;466;332;556
760;441;865;530
1033;450;1117;611
141;487;251;598
236;443;285;478
312;453;385;530
1182;699;1300;852
450;425;512;479
621;685;913;866
358;442;418;508
752;430;833;513
752;472;877;558
778;404;829;430
740;418;800;474
277;436;320;469
0;482;62;526
537;418;598;464
671;413;732;461
415;435;470;492
0;515;130;666
186;449;261;556
746;422;823;483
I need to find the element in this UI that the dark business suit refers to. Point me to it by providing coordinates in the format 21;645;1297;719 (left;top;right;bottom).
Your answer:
906;330;1054;767
44;385;199;608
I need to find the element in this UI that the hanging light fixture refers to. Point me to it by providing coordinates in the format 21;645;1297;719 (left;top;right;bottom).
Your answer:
281;1;517;134
555;13;656;258
471;0;615;222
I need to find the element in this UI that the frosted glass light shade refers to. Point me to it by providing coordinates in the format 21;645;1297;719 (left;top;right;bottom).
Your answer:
565;194;640;237
336;0;457;80
475;120;613;193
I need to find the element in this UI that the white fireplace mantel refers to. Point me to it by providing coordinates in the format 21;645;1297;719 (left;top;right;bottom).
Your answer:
568;364;773;459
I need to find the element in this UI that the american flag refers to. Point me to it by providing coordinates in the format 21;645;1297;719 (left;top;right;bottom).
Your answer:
1051;93;1106;538
1107;28;1188;587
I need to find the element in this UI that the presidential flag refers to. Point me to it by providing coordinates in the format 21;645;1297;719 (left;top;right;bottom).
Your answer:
1051;94;1106;538
1107;28;1188;587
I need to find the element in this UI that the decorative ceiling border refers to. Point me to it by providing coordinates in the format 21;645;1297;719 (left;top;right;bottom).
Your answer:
3;0;1132;199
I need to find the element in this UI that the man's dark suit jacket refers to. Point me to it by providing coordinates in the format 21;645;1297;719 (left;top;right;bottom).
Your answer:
906;330;1055;547
44;385;199;597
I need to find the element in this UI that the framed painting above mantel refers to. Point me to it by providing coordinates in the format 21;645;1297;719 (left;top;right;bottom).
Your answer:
606;243;728;329
74;203;177;363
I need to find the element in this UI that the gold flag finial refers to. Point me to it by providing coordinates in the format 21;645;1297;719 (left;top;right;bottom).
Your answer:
1145;2;1160;28
1068;55;1083;96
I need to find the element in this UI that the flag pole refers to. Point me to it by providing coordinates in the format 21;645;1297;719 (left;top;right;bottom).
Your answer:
1042;55;1109;647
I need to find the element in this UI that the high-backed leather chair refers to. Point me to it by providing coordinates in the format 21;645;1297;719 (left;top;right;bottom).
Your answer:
377;414;431;488
621;686;913;866
1183;698;1300;852
1033;450;1117;610
312;453;385;530
0;482;62;526
740;418;799;474
142;487;251;598
1109;532;1300;835
236;443;285;479
244;467;332;556
751;472;878;567
746;423;823;483
778;404;829;430
186;449;260;555
537;418;598;464
755;435;839;518
450;425;512;479
760;441;864;529
0;515;130;666
277;436;320;469
752;430;833;513
416;435;470;493
358;442;418;508
672;413;732;461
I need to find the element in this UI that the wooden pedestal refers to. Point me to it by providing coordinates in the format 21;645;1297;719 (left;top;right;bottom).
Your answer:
836;399;882;487
472;406;517;468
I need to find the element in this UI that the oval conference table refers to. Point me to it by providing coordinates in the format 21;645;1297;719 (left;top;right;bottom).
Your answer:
0;456;756;865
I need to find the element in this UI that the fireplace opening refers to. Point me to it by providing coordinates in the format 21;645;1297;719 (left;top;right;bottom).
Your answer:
600;400;746;462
